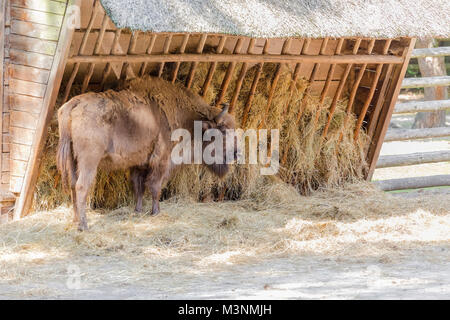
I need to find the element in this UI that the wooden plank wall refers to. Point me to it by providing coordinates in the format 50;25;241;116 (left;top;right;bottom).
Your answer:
2;0;68;196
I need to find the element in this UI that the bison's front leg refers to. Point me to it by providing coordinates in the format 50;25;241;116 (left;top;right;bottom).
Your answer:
146;160;171;216
130;167;148;213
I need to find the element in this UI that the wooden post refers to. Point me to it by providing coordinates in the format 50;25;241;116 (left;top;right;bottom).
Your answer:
366;38;416;180
13;0;81;220
0;0;5;185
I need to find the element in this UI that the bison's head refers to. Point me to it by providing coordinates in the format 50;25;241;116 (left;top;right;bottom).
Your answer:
201;104;239;178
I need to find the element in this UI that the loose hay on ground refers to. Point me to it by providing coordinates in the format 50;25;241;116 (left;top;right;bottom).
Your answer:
2;182;449;288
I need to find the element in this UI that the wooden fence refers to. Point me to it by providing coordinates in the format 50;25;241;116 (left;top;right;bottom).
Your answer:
373;45;450;191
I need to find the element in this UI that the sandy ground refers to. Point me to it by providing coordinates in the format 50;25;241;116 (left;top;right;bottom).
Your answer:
1;249;449;299
0;183;449;300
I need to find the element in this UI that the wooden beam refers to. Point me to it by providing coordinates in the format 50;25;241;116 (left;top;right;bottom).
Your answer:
13;0;80;220
374;175;450;191
68;53;403;65
376;150;450;168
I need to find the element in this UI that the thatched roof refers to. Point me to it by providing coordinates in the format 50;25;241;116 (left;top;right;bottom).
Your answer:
100;0;450;39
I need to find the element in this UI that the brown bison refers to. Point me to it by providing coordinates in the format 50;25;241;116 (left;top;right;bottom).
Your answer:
57;76;237;231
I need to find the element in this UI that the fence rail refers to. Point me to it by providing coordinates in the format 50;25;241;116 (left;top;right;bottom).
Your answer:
376;151;450;168
394;99;450;113
374;44;449;191
411;46;450;58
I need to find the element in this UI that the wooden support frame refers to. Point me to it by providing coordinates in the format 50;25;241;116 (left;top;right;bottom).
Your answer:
366;38;416;180
13;0;81;220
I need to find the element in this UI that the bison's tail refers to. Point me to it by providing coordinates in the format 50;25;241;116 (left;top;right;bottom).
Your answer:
56;100;78;191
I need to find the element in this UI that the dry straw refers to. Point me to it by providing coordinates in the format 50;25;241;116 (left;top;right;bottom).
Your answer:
34;59;369;210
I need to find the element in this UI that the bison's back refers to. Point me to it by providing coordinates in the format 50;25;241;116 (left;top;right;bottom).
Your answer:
68;91;165;169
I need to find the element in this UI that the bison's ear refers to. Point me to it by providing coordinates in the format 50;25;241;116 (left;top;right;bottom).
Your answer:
214;103;229;124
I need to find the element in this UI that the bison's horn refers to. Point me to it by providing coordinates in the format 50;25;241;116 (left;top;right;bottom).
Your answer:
215;103;229;123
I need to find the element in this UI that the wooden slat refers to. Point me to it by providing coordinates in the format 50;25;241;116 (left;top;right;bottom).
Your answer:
9;78;46;97
119;30;139;80
10;126;35;145
10;48;53;69
312;38;345;126
354;39;392;140
2;134;11;153
186;34;207;88
202;35;227;97
10;0;66;15
100;28;122;88
11;19;60;41
367;64;394;139
139;33;156;77
229;38;256;112
241;39;267;127
9;33;57;55
10;143;31;161
81;11;108;92
215;38;244;107
259;39;292;128
11;6;63;27
295;38;329;123
171;34;189;83
10;159;27;177
10;111;39;130
158;34;173;78
2;154;10;172
322;39;362;137
8;94;43;114
9;175;23;193
2;114;9;133
8;63;50;83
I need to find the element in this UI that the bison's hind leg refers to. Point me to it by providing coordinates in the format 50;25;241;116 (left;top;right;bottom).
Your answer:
74;154;102;231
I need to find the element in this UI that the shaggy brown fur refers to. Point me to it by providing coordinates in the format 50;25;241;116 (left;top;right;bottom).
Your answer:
57;76;236;231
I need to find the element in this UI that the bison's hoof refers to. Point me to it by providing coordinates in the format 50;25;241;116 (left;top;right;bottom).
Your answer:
150;210;160;217
78;222;89;231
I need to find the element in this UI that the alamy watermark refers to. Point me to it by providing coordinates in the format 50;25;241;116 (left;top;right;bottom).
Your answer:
171;121;280;175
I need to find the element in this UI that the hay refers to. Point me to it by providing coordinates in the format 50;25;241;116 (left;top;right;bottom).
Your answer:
3;182;450;291
34;60;369;209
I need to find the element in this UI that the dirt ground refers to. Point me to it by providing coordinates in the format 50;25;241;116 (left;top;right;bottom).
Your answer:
0;182;449;299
